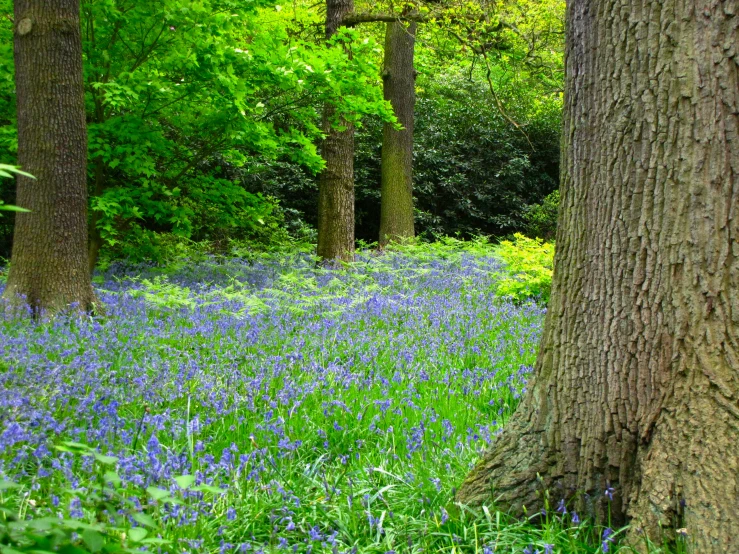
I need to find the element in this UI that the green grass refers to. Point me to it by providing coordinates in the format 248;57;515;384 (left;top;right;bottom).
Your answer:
0;242;681;553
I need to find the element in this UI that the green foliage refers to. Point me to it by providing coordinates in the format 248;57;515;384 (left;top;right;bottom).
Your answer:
0;443;168;554
0;0;395;260
1;243;675;553
495;233;554;302
94;181;294;263
0;0;567;260
0;164;31;217
524;189;560;240
252;70;562;242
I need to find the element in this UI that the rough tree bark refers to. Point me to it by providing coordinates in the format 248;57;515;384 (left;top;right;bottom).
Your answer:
317;0;355;263
456;0;738;552
379;20;416;246
4;0;95;314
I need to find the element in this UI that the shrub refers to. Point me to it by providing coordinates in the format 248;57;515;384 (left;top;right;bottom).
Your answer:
96;190;301;266
523;189;560;240
495;233;554;302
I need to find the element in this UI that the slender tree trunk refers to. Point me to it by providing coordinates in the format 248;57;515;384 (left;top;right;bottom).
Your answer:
456;0;739;552
379;20;416;246
317;0;355;263
3;0;94;314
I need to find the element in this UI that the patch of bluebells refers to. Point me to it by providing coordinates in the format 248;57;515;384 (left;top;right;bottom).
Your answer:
0;248;545;552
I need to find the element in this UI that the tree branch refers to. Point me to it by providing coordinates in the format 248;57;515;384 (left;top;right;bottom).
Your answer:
341;12;428;26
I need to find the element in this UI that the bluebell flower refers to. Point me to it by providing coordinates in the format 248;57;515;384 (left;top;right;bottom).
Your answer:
602;528;614;552
0;249;543;552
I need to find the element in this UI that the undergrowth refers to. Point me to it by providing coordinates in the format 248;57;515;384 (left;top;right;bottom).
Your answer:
0;241;679;553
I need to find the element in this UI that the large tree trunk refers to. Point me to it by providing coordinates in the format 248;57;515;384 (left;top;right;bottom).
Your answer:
317;0;355;263
456;0;739;551
379;21;416;246
4;0;94;314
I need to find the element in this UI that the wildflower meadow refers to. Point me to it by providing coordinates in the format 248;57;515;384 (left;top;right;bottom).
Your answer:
1;241;664;553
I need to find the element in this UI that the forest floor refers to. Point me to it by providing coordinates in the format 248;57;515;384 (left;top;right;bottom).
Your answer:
1;243;660;553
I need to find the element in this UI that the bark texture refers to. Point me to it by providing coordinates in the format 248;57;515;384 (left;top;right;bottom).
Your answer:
379;21;416;246
456;0;739;551
4;0;94;314
317;0;355;263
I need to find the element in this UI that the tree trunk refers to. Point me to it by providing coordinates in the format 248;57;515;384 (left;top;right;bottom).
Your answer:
4;0;94;314
456;0;739;551
379;21;416;246
317;0;355;263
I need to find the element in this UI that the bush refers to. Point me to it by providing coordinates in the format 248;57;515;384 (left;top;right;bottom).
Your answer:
238;72;562;244
96;189;302;266
523;189;560;240
495;233;554;302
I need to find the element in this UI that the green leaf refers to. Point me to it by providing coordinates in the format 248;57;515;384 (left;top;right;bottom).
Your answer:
0;480;20;491
0;205;30;213
82;529;105;552
0;164;34;179
191;484;226;494
131;513;156;529
103;471;122;487
56;441;92;453
173;475;195;489
127;527;147;543
145;487;170;501
140;537;170;545
93;453;119;466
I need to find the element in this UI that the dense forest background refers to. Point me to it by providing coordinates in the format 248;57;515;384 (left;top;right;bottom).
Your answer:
0;0;564;264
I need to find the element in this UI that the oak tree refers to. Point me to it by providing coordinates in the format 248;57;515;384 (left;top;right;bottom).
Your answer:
457;0;739;551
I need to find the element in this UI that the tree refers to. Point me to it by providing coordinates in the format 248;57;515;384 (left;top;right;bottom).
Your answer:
4;0;94;313
317;0;356;262
456;0;739;551
79;0;387;268
379;20;416;246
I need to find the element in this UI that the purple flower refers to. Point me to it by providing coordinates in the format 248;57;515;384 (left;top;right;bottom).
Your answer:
69;497;83;518
0;248;545;553
602;528;614;552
